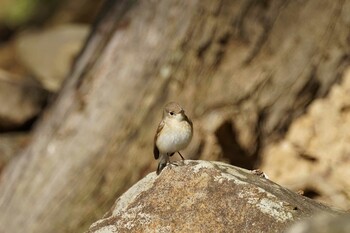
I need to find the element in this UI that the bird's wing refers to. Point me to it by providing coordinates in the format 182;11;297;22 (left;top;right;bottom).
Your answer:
184;114;193;128
153;120;164;159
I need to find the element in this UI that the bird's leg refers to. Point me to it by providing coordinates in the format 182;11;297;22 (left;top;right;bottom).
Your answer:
177;151;185;160
168;152;181;166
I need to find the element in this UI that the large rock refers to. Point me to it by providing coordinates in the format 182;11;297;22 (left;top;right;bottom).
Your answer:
87;160;338;233
260;68;350;209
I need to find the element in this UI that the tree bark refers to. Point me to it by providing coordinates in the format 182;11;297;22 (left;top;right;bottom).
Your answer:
0;0;348;232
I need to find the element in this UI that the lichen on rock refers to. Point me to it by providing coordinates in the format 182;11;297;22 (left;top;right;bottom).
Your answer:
88;160;338;233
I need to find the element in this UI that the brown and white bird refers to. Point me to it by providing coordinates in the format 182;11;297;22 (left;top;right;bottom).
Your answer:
153;102;193;175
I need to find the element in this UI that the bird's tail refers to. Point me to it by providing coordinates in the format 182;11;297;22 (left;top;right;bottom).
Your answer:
156;162;166;175
156;154;168;175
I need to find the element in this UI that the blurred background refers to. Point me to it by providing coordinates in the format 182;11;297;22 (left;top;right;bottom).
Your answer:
0;0;102;167
0;0;349;232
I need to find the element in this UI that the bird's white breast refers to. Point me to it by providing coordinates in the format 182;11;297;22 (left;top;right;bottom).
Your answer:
156;119;192;154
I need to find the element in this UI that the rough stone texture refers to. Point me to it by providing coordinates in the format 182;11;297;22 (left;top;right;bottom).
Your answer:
88;160;338;233
15;24;89;91
285;214;350;233
261;68;350;209
0;69;48;129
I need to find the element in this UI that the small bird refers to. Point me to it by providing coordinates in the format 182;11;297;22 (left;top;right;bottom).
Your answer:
154;102;193;175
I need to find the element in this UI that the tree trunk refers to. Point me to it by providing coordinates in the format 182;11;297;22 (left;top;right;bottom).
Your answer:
0;0;348;232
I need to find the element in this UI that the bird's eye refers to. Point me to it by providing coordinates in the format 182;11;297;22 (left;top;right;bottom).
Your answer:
169;111;174;116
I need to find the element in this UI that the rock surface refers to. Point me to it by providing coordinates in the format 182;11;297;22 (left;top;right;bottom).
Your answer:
87;160;338;233
261;68;350;209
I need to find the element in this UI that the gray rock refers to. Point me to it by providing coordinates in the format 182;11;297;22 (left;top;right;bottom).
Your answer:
87;160;339;233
